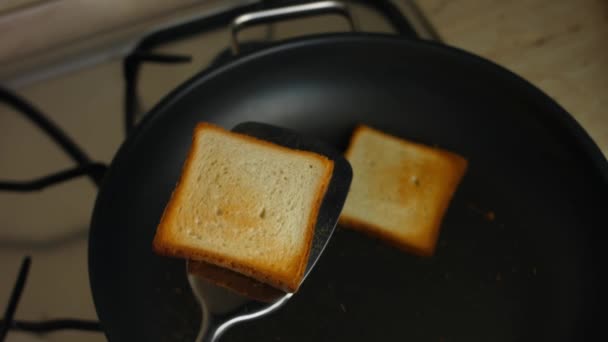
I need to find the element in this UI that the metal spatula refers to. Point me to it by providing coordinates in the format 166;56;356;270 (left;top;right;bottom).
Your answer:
187;122;352;342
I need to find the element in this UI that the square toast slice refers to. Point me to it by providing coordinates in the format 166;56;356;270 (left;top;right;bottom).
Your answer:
153;123;334;292
339;125;467;256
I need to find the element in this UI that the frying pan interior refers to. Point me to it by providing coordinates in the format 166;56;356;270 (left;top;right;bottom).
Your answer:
89;34;606;342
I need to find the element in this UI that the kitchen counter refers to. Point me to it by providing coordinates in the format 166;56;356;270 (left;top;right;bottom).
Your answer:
417;0;608;156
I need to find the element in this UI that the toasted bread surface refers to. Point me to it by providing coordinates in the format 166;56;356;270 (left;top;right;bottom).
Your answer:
339;125;467;256
153;123;334;291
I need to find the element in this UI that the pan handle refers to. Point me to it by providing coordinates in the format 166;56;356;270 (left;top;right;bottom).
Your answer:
231;1;356;55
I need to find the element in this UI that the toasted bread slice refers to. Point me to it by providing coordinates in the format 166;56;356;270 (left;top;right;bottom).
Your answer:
339;125;467;256
153;123;334;292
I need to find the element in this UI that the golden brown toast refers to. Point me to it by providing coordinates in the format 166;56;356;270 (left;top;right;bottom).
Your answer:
153;123;334;292
339;125;467;256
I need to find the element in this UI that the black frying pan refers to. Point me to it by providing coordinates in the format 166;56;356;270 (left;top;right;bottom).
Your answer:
88;29;607;342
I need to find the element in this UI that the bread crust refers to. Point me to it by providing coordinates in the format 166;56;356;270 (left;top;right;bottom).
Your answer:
188;260;286;303
153;122;333;292
339;124;468;257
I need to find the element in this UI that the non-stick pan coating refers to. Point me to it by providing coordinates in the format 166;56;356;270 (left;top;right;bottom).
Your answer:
89;34;606;341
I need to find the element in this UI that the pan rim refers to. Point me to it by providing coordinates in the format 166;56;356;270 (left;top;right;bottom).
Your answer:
131;32;607;184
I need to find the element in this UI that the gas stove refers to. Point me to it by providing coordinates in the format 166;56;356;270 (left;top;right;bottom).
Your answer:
0;1;435;341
